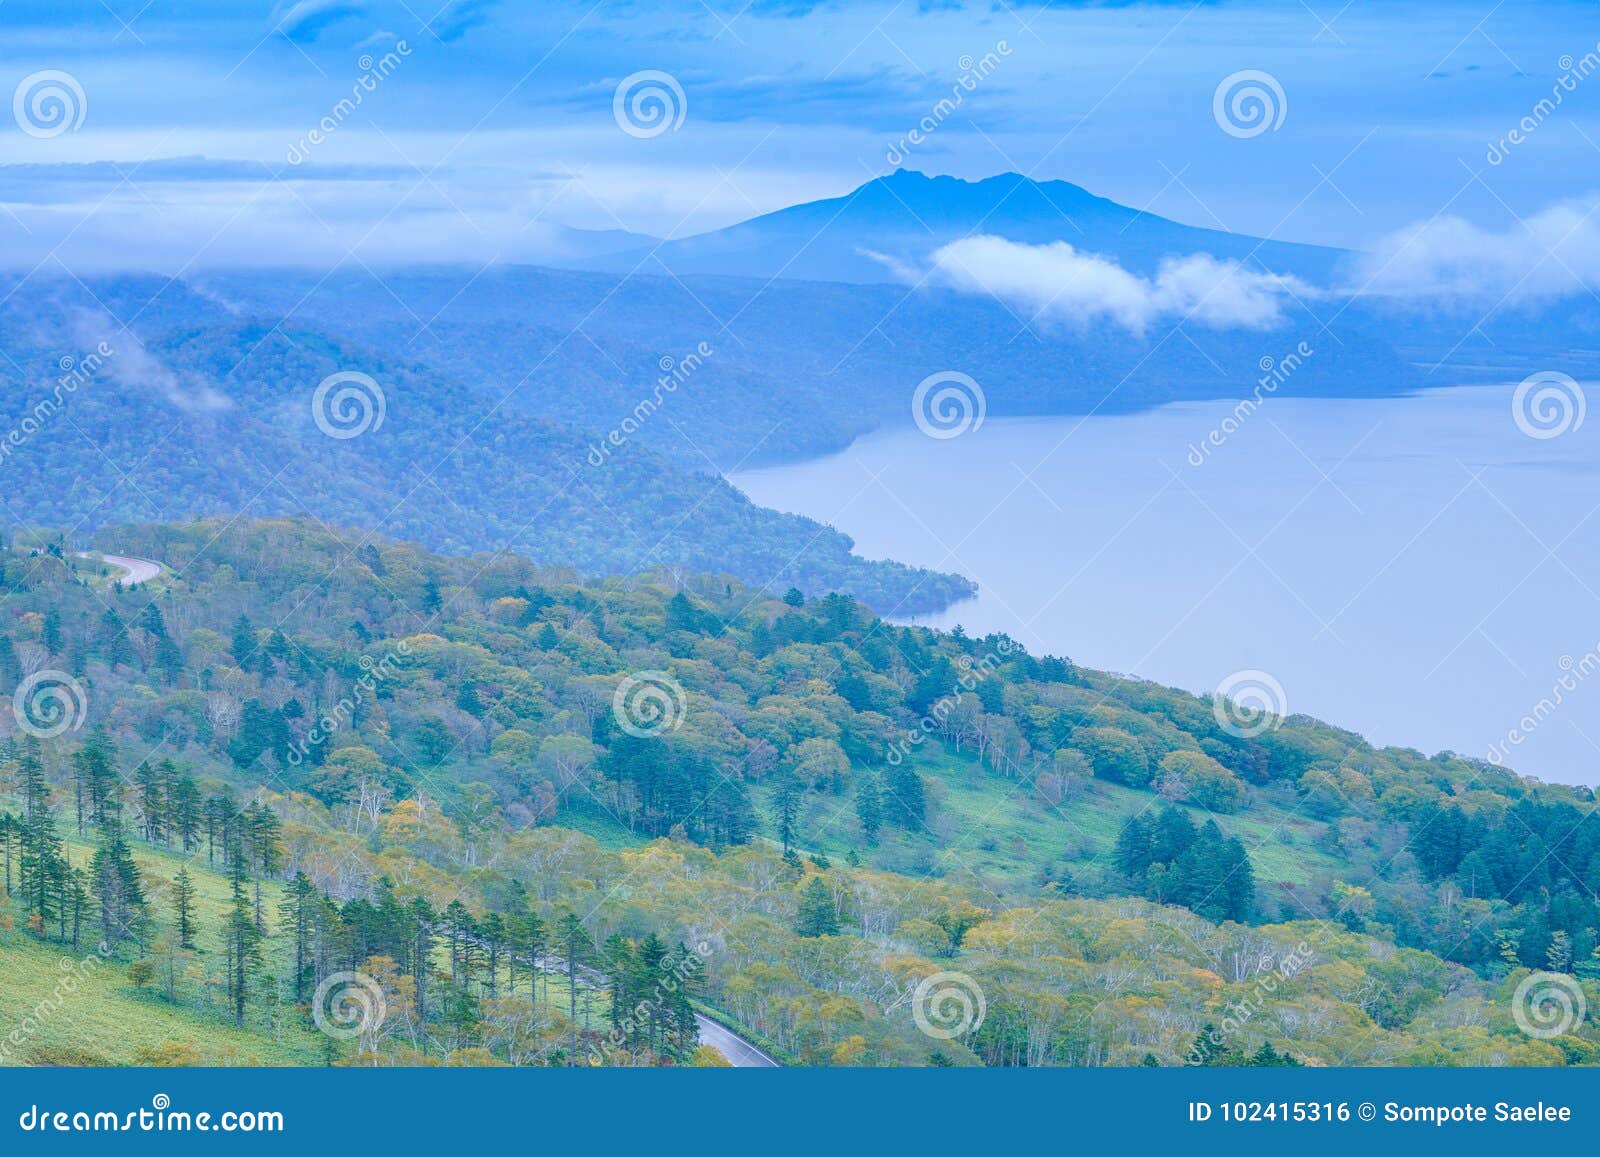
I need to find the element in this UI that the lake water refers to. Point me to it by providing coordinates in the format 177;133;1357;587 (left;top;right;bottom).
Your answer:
730;384;1600;788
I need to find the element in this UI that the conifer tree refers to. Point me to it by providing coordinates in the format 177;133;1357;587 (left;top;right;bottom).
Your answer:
854;773;882;844
795;875;840;937
174;866;197;951
90;816;148;949
222;849;264;1028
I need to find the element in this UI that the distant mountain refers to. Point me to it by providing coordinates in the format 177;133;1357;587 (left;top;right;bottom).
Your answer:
539;223;663;263
584;170;1350;285
199;259;1414;474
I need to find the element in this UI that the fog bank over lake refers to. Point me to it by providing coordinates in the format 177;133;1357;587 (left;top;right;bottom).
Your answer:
731;385;1600;788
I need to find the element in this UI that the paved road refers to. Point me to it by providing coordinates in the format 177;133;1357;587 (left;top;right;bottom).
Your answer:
694;1014;778;1068
490;942;778;1069
78;553;163;585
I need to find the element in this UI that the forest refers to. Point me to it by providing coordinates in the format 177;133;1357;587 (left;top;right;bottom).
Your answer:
0;517;1596;1067
0;274;972;616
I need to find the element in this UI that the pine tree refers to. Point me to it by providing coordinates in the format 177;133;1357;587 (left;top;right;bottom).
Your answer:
795;875;840;937
41;608;63;655
665;943;703;1061
773;771;802;853
443;898;473;986
519;910;547;1003
230;614;257;667
557;911;593;1065
854;773;882;844
482;912;505;998
174;866;197;951
636;932;668;1059
409;896;435;1020
137;601;167;639
71;730;119;835
65;866;89;951
96;608;134;668
243;802;283;928
90;818;148;949
18;744;69;936
167;770;202;853
886;764;926;829
0;811;19;895
277;871;314;998
604;933;637;1046
222;849;264;1028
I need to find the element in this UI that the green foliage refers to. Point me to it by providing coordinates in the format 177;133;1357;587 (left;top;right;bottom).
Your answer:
0;518;1596;1068
794;876;840;937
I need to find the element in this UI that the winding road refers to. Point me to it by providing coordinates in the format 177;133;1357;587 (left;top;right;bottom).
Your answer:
694;1014;779;1067
77;552;163;586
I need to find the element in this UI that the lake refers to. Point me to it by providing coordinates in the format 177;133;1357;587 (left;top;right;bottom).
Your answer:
730;384;1600;788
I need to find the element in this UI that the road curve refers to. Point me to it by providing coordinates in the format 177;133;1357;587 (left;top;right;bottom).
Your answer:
78;552;163;586
502;944;778;1068
694;1014;778;1068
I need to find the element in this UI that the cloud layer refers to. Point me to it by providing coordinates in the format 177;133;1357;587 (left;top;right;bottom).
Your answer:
921;235;1314;333
1348;196;1600;305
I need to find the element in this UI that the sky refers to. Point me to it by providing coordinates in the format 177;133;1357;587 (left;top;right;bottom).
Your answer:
0;0;1596;269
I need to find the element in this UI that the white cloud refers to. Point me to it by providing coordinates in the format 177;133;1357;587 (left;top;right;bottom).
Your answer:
921;235;1313;333
1348;196;1600;304
70;312;233;414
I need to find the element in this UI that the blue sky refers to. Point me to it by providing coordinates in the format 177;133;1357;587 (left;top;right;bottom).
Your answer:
0;0;1596;268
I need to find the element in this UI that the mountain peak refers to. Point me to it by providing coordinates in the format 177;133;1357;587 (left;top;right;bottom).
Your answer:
580;169;1346;287
861;168;1099;210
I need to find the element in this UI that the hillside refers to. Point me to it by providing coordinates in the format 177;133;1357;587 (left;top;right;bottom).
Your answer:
0;518;1596;1067
0;276;969;615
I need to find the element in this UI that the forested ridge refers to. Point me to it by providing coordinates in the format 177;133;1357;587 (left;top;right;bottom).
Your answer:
0;517;1596;1067
0;274;971;615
